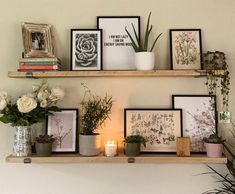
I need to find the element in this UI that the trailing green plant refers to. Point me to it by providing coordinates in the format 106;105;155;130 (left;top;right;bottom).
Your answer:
35;134;55;144
203;51;230;111
203;133;225;144
80;83;113;135
123;135;147;147
125;12;162;52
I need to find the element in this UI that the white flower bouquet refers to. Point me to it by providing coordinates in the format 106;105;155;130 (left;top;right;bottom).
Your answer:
0;80;64;126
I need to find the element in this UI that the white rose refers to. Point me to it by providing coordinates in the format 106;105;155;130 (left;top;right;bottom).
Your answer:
50;87;65;101
0;99;7;111
37;90;50;101
40;100;48;108
17;95;37;113
0;91;8;100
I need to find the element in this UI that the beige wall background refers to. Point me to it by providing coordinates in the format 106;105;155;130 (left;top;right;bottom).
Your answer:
0;0;234;193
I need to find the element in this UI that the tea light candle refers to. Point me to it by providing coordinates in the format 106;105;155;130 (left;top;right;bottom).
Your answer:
105;140;117;157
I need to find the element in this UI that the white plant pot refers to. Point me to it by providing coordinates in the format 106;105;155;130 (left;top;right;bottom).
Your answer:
79;134;101;156
134;52;155;70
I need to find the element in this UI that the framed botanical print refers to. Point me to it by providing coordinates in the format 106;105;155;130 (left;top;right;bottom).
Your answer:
71;29;102;70
124;108;182;153
46;109;78;153
97;16;140;70
170;29;202;70
172;95;217;153
22;22;55;58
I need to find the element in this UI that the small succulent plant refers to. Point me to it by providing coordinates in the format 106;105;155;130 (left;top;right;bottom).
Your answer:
35;134;55;144
123;135;147;147
203;133;225;144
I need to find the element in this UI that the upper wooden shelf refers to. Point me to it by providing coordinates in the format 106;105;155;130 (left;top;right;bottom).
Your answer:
8;70;225;78
5;154;227;164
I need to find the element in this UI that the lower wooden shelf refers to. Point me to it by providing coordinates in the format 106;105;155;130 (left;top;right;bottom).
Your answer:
5;154;227;164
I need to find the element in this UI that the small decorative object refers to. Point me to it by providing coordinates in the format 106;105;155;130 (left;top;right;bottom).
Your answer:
71;29;102;71
170;29;202;70
104;140;118;157
47;109;78;153
35;134;55;157
79;83;113;156
203;51;230;120
0;80;64;157
125;12;162;70
97;16;140;70
124;108;182;153
22;22;55;58
172;95;217;152
203;133;225;158
123;135;147;156
176;137;190;157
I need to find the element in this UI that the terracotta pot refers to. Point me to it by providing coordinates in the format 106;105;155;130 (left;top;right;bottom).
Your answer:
205;143;223;158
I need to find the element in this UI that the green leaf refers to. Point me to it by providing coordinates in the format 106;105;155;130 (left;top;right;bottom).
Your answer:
125;27;139;52
144;12;151;51
150;33;162;52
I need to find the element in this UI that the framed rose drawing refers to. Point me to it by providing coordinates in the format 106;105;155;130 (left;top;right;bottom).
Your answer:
172;95;217;153
124;109;182;153
170;29;202;70
46;109;78;153
22;22;55;58
97;16;140;70
71;29;102;70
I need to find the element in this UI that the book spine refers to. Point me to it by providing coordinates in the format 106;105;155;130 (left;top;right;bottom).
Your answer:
19;58;61;62
20;61;60;65
18;65;59;70
17;69;59;72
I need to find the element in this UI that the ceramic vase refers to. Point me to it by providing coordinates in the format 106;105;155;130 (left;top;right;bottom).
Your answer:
125;143;141;157
205;143;223;158
79;134;101;156
134;52;155;70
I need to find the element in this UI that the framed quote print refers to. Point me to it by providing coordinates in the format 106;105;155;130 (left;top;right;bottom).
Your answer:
46;109;78;153
97;16;140;70
172;95;217;153
71;29;102;70
124;108;182;153
170;29;202;70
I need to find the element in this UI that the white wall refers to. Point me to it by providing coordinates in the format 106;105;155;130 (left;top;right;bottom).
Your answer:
0;0;234;193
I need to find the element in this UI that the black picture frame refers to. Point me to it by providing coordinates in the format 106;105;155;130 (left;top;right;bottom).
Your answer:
124;108;183;153
170;29;202;70
70;29;102;71
172;95;217;153
46;108;79;153
97;16;140;70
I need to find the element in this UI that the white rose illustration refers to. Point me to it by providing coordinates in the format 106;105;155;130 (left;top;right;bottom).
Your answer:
50;87;65;101
37;89;50;101
0;99;7;111
40;100;48;108
17;95;37;113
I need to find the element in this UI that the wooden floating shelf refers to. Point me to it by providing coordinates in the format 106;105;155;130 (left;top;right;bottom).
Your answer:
8;70;224;78
5;154;227;164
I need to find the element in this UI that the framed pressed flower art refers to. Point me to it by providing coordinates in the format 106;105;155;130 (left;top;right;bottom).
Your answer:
124;108;182;153
170;29;202;70
71;29;102;70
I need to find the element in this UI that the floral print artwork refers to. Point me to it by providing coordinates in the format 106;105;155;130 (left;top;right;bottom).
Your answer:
125;110;182;152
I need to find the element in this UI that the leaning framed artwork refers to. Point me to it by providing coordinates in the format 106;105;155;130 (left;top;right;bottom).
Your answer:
124;108;182;153
172;95;217;153
22;22;55;58
97;16;140;70
46;109;78;153
170;29;202;70
71;29;102;70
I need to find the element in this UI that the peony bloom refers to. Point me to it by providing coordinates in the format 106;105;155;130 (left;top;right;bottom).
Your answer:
40;100;48;108
17;95;37;113
0;99;7;111
37;89;50;101
50;87;65;101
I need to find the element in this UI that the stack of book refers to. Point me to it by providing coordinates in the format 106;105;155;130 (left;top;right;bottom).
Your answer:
18;57;61;72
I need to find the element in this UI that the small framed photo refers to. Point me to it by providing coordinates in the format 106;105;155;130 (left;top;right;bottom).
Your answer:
71;29;102;71
22;22;55;58
124;109;182;153
46;109;78;153
97;16;140;70
170;29;202;70
172;95;217;153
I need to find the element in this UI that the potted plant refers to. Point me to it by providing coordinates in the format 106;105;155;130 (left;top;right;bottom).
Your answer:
125;12;162;70
79;83;113;156
203;133;225;158
35;134;55;157
123;135;147;156
0;80;64;157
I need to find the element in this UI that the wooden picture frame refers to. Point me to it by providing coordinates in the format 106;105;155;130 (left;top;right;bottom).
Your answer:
71;29;102;71
124;108;182;153
172;95;217;153
170;29;202;70
46;109;78;153
97;16;140;70
22;22;55;58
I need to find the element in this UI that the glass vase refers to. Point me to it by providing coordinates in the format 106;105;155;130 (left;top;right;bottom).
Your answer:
12;126;32;157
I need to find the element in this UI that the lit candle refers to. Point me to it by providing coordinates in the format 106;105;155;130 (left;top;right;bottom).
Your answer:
105;140;117;157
